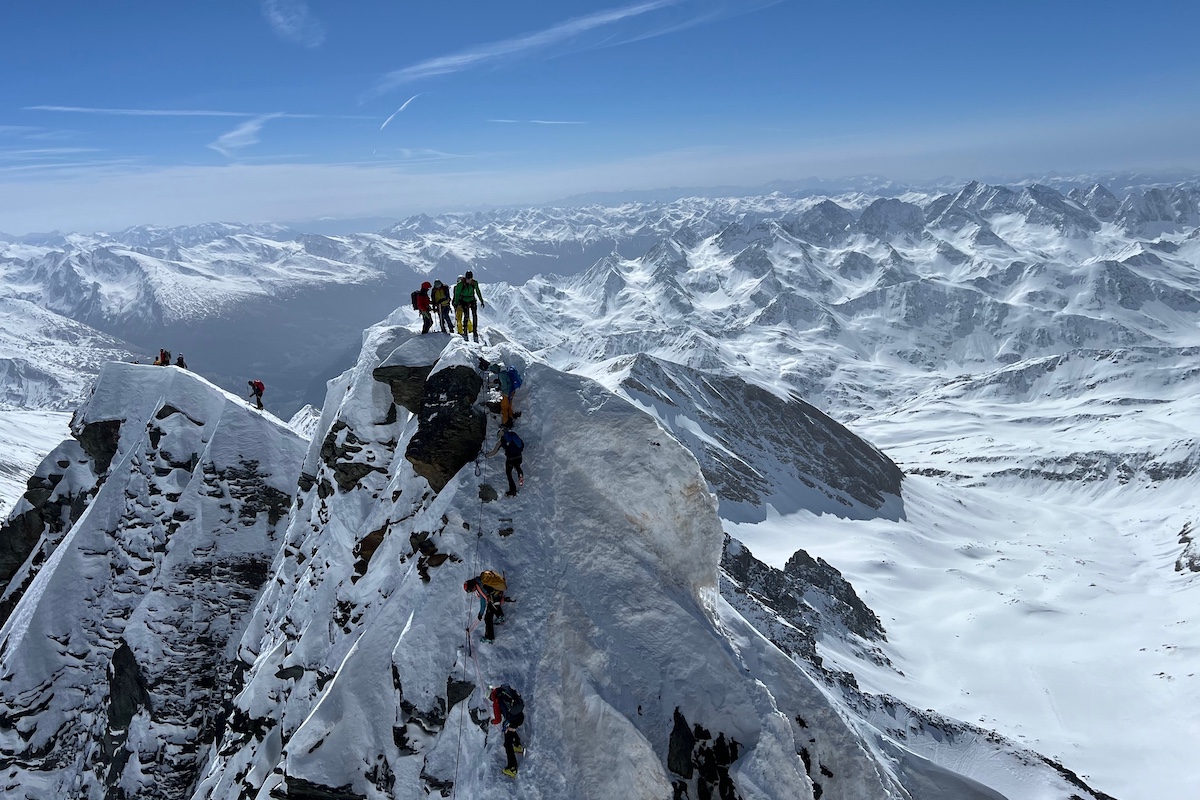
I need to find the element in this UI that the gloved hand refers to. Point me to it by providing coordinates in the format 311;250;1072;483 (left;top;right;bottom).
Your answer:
480;302;486;309
477;613;484;621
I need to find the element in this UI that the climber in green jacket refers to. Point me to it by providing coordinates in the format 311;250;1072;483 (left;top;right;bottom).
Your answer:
453;271;485;343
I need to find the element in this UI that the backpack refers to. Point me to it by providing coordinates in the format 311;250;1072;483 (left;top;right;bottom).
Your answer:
505;366;522;391
495;685;523;717
479;570;507;595
410;290;420;310
503;431;524;453
251;380;265;394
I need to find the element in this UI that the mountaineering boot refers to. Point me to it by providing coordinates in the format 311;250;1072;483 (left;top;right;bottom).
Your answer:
473;333;480;343
502;767;518;778
519;476;524;487
504;490;516;497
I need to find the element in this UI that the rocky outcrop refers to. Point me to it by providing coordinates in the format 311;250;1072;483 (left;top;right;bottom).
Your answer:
1177;522;1199;573
0;363;306;800
405;365;486;492
721;536;888;677
373;363;434;414
0;439;95;627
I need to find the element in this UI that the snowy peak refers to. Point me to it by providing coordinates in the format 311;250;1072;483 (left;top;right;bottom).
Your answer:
1069;182;1121;221
609;353;903;522
857;198;926;241
1018;183;1101;236
181;322;1074;800
0;363;305;798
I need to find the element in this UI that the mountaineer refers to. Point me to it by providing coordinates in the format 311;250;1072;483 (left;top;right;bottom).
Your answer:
486;428;525;497
463;570;511;643
490;684;525;778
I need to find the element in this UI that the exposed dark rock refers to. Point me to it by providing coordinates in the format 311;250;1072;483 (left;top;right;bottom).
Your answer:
213;461;293;526
320;421;388;492
784;549;884;641
405;365;486;492
420;770;454;797
352;523;389;580
270;777;367;800
76;419;122;476
721;535;888;679
103;642;153;791
372;363;435;414
0;445;94;627
668;707;695;777
446;676;475;711
1176;522;1198;573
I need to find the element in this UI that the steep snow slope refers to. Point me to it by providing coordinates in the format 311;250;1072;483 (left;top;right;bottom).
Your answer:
0;408;69;519
472;182;1200;800
0;364;304;799
189;324;1104;800
0;296;140;515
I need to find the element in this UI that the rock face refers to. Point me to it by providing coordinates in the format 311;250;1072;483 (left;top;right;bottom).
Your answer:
0;363;305;800
404;364;486;493
613;354;904;522
0;439;95;626
721;536;888;677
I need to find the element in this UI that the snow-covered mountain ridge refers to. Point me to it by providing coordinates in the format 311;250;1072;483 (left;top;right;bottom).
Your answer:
0;363;304;798
0;326;1116;799
1;177;1199;797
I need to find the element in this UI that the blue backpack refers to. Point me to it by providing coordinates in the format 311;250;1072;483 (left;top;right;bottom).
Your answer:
503;431;524;454
505;365;522;391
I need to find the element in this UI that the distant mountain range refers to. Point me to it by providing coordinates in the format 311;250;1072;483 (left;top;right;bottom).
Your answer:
1;176;1198;798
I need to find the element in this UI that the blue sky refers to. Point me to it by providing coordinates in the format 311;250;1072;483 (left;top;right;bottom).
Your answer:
2;0;1199;232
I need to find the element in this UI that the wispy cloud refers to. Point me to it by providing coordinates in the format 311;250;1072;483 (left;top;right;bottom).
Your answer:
25;105;369;120
260;0;325;48
27;105;255;118
370;0;781;97
0;125;46;136
372;0;674;95
209;114;285;158
381;94;422;130
0;147;102;160
368;147;471;164
489;119;587;125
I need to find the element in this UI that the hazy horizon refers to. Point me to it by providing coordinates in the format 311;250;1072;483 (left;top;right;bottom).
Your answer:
3;0;1199;233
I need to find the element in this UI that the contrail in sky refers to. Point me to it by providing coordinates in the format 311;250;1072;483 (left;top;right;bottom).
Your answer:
381;95;422;130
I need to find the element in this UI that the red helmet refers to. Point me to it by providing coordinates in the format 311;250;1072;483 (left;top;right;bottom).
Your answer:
421;281;432;290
